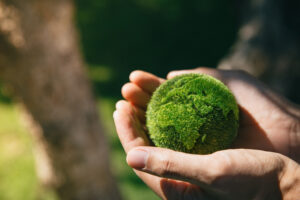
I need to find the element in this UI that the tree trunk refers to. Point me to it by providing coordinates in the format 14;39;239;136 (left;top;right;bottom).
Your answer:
219;0;300;104
0;0;121;199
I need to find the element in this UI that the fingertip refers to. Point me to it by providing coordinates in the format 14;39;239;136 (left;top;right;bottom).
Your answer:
121;82;132;99
167;67;222;81
120;82;151;109
129;70;144;83
127;148;149;169
115;100;128;110
166;71;177;79
167;70;191;79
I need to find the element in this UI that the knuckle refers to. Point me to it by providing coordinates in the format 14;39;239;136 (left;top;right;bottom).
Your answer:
207;167;226;185
155;154;173;177
206;152;233;185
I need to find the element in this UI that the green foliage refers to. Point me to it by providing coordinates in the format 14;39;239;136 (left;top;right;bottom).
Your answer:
146;74;239;154
75;0;238;96
0;104;58;200
0;83;12;104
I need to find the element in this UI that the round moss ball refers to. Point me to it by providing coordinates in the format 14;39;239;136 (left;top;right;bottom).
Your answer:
146;73;239;154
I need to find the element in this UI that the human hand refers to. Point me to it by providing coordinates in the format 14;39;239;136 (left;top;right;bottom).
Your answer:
118;68;300;161
166;68;300;162
113;100;300;200
113;68;300;199
125;146;300;200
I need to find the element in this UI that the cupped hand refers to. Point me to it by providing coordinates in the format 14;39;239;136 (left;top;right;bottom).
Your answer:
166;68;300;161
119;68;300;161
113;100;299;200
113;68;300;199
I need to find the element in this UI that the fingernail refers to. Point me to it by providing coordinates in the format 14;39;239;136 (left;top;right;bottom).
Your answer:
127;149;149;169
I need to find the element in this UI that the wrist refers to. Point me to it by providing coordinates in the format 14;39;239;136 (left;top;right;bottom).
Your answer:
279;155;300;200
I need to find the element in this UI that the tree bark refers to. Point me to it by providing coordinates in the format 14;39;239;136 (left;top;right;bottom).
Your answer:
219;0;300;104
0;0;121;199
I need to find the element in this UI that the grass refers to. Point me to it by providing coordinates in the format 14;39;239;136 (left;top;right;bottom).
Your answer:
0;100;159;200
0;103;57;200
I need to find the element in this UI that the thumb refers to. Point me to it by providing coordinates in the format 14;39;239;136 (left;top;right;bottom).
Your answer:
126;147;217;186
127;147;286;199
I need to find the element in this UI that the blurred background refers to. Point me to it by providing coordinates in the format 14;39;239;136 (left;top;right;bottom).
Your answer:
0;0;299;199
75;0;237;98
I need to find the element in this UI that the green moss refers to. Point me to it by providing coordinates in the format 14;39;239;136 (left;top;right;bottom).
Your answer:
146;74;239;154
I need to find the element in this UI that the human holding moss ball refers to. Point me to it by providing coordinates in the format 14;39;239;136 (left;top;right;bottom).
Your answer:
114;68;300;200
146;73;239;154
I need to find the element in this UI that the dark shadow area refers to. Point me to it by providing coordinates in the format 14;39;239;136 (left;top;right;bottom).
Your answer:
75;0;238;98
160;170;282;199
160;178;207;199
232;106;275;152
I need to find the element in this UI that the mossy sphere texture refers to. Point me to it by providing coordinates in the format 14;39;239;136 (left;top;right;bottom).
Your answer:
146;74;239;154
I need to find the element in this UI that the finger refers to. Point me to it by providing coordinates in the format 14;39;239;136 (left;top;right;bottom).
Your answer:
127;147;283;199
113;101;168;198
158;178;207;200
114;100;208;199
126;147;216;187
113;100;197;199
134;170;170;199
129;70;165;94
134;170;207;200
121;83;151;109
113;100;150;152
127;147;224;197
167;67;223;81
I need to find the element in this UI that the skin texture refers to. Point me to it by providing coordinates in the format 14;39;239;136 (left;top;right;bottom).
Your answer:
114;68;300;200
146;74;239;154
